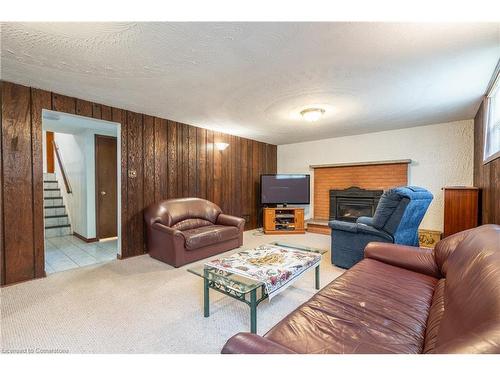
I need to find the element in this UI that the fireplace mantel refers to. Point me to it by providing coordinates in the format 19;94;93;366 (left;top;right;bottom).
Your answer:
310;159;411;169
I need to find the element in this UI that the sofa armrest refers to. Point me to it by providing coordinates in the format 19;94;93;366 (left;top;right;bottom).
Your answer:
149;222;186;267
152;222;183;237
364;242;440;278
221;333;296;354
216;214;245;230
329;220;393;242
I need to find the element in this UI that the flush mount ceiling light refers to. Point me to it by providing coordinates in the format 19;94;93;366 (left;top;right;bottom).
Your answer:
215;142;229;151
300;108;325;122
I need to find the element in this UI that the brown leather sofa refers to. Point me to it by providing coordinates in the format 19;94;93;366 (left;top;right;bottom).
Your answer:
222;224;500;354
144;198;245;267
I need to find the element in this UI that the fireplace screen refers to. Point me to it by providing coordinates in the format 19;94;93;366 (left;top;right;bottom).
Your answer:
329;187;383;222
338;202;374;221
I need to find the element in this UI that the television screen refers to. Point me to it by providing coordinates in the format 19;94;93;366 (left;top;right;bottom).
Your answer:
261;174;310;205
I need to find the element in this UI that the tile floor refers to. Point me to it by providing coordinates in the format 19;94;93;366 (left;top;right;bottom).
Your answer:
45;235;118;274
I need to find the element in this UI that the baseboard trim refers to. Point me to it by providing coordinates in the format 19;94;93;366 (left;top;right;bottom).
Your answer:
73;232;98;243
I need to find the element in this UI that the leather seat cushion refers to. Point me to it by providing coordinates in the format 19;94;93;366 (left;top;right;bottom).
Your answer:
181;225;240;250
264;258;438;354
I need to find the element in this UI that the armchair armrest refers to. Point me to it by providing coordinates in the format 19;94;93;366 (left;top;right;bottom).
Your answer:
356;216;374;226
364;242;440;278
221;333;296;354
216;214;245;230
329;220;393;242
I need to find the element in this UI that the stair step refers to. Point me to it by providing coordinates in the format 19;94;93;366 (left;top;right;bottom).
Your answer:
43;180;58;183
44;214;68;219
44;197;63;200
44;188;60;191
45;224;71;230
44;205;65;209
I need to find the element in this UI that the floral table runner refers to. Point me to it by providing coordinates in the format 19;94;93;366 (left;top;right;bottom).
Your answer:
205;244;322;300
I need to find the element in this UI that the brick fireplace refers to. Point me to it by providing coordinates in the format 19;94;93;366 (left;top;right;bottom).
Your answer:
307;160;409;234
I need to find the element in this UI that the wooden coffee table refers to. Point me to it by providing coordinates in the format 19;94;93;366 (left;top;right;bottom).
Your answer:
187;242;327;333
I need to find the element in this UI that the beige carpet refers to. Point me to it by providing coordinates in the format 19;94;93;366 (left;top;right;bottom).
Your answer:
1;230;343;353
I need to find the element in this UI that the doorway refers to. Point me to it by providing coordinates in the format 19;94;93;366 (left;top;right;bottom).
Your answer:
42;109;121;274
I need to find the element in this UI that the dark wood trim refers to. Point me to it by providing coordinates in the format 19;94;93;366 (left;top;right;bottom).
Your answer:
45;131;55;173
73;232;98;243
310;159;412;169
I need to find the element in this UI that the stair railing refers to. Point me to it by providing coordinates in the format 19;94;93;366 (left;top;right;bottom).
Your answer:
52;141;73;194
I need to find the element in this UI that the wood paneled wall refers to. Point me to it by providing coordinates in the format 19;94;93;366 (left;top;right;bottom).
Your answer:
473;101;500;225
313;163;408;220
0;80;277;285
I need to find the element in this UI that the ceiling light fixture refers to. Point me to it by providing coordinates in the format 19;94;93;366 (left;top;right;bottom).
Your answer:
300;108;325;122
215;142;229;151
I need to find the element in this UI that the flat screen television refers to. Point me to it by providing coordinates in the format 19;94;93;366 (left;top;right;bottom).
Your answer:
261;174;310;205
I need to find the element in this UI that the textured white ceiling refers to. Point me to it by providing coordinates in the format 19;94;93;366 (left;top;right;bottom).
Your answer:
1;22;499;144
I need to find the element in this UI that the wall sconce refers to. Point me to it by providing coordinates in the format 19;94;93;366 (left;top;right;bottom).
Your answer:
215;142;229;151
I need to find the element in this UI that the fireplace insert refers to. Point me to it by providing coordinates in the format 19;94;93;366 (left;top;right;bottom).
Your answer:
329;187;383;222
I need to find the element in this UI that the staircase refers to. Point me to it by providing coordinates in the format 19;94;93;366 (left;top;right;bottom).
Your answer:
44;173;72;238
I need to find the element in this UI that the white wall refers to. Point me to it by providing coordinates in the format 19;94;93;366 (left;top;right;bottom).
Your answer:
54;127;117;239
54;132;87;236
277;120;474;231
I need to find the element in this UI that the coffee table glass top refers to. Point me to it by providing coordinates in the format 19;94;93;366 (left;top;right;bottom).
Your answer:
187;242;327;294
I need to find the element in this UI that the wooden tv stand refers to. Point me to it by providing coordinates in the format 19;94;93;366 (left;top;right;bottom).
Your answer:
263;207;305;234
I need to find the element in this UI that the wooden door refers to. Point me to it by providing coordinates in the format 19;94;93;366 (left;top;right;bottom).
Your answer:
95;135;118;239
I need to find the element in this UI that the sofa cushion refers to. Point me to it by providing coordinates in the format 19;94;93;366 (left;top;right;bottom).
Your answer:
264;258;438;353
181;225;240;251
172;218;213;231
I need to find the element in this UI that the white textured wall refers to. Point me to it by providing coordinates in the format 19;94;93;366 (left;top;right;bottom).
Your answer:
278;120;474;231
54;133;87;236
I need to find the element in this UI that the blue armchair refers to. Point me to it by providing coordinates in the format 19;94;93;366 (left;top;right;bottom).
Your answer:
328;186;433;269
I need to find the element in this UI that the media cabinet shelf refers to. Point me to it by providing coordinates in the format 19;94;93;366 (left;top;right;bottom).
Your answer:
263;207;305;234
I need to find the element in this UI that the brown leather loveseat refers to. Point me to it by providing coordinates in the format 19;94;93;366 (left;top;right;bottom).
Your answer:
222;224;500;354
144;198;245;267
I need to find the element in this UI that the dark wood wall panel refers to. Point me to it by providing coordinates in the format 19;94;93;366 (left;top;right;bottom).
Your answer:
143;115;156;209
154;118;168;202
197;128;207;200
213;132;223;208
31;88;52;278
111;107;128;260
76;99;93;117
474;101;500;225
206;131;214;203
52;93;75;114
0;80;277;285
167;120;178;199
101;105;112;122
92;103;101;119
1;82;35;284
126;111;145;257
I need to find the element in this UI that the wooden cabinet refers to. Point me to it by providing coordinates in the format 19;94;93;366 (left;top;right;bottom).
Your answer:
263;207;305;234
443;187;479;238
